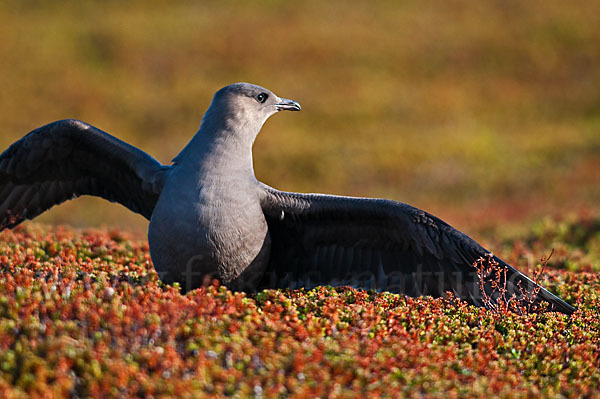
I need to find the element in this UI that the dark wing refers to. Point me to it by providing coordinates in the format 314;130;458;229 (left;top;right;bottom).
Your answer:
258;184;575;315
0;119;170;229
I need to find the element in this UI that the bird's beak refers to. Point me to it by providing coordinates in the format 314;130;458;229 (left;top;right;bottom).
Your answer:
275;98;301;111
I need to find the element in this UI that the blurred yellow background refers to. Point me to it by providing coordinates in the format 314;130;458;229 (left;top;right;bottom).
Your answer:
1;0;598;236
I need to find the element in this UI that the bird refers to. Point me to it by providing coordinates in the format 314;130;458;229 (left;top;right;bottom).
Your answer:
0;82;575;315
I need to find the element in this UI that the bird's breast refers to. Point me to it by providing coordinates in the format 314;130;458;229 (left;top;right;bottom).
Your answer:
148;174;270;292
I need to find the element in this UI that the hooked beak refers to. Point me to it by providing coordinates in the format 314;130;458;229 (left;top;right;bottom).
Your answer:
275;98;301;112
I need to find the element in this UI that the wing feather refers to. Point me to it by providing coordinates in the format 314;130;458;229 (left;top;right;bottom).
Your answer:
259;184;575;315
0;119;170;229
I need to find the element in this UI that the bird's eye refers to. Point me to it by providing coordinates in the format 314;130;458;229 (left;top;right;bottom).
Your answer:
256;93;268;103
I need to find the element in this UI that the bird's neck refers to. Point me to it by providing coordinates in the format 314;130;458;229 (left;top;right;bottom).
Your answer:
174;115;258;181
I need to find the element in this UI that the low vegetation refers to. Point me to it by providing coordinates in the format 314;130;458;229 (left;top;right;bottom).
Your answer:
0;217;597;398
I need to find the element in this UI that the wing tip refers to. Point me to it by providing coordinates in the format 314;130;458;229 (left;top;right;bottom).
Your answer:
490;255;575;316
539;288;576;316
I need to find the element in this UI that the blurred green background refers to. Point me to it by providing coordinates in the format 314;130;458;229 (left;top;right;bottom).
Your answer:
1;0;599;237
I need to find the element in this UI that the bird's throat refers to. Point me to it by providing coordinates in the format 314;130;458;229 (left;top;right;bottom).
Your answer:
175;124;258;182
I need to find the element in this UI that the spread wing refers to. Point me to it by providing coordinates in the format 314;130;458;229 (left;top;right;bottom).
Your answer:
259;184;575;315
0;119;170;229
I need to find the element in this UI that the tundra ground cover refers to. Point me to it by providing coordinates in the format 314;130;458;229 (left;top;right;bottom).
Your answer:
0;217;598;398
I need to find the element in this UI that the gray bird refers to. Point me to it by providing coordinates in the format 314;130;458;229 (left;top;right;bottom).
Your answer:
0;83;575;314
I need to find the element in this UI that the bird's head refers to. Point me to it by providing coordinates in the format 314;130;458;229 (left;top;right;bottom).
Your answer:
206;83;301;135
